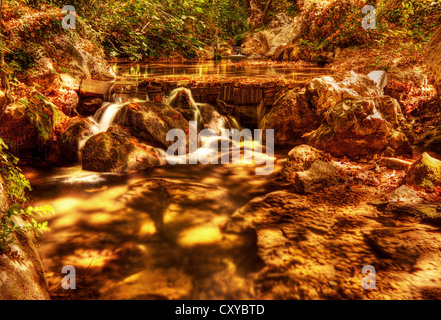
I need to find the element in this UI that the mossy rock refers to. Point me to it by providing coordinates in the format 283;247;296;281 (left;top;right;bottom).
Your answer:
405;152;441;191
81;124;160;173
0;94;66;156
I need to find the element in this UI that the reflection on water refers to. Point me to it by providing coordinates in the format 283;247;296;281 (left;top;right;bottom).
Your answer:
25;155;285;299
113;61;331;80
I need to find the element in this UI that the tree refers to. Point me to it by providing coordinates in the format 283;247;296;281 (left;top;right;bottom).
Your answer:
261;0;274;25
0;0;10;116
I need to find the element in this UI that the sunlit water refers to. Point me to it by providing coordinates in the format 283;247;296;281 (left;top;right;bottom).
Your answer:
113;61;330;81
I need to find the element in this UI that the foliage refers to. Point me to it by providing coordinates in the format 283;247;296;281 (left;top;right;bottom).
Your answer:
0;204;54;252
0;138;55;253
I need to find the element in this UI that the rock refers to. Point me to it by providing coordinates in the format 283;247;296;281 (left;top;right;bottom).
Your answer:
0;94;67;157
268;13;292;29
201;46;215;60
405;152;441;191
0;90;6;114
306;98;412;158
241;16;301;58
77;97;103;117
261;90;321;147
379;157;412;170
198;103;230;136
25;56;57;87
416;126;441;152
0;224;51;299
47;117;93;165
367;70;388;91
54;89;80;116
114;101;190;149
52;34;115;81
59;73;81;92
225;190;334;264
306;72;381;116
247;53;268;60
293;160;344;193
425;27;441;94
219;42;234;56
79;79;113;100
0;174;50;300
279;145;324;185
81;125;160;173
384;68;429;106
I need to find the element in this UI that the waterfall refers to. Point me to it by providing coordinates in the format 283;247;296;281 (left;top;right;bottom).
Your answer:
166;88;202;129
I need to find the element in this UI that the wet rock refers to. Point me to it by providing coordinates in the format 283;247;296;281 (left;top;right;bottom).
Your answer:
77;97;103;117
306;98;412;158
425;27;441;94
79;79;113;100
279;145;324;184
47;117;93;165
198;103;230;136
293;160;344;194
81;124;160;173
405;152;441;192
114;101;189;149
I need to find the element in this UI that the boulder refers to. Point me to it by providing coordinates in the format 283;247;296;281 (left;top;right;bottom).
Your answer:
262;72;384;147
198;103;230;136
79;79;113;100
261;90;321;147
47;117;94;165
425;27;441;94
293;160;344;193
405;152;441;191
306;72;381;116
306;98;412;158
114;101;190;149
81;125;160;173
279;145;324;184
241;16;302;58
77;97;103;117
0;94;67;156
416;126;441;152
0;174;50;300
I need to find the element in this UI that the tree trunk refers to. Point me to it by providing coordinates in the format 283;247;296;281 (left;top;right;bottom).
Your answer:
261;0;274;25
248;0;263;30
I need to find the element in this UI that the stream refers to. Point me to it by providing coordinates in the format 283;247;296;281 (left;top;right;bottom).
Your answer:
23;62;310;299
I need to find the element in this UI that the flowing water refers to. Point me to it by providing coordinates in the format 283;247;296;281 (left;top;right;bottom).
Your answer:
24;62;319;299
